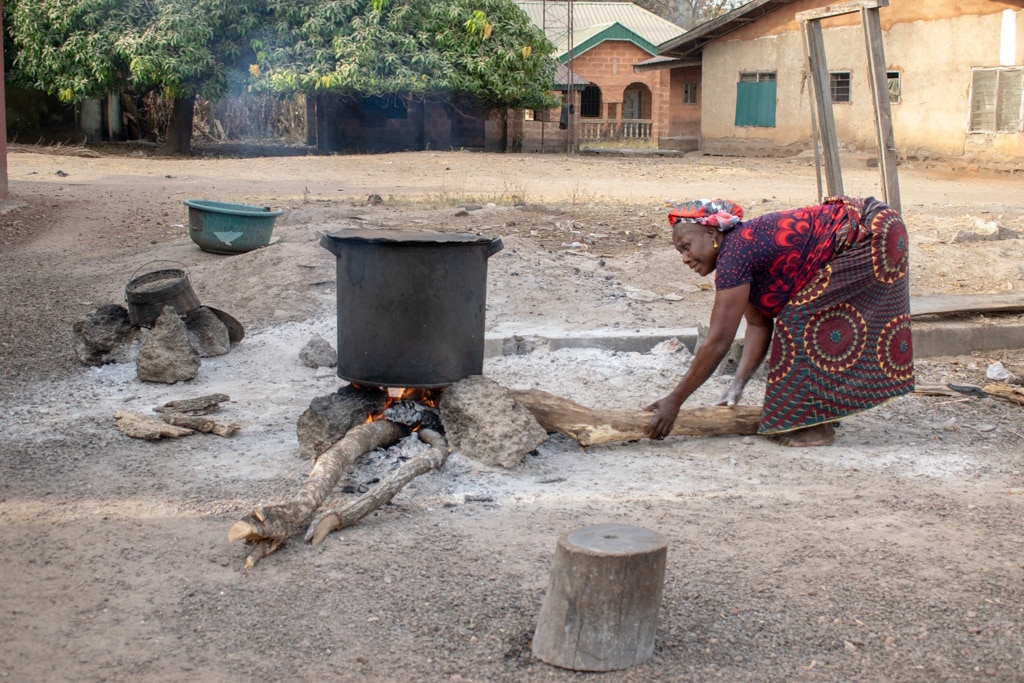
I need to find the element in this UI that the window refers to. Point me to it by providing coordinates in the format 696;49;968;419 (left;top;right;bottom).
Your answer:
580;86;602;118
969;66;1024;133
830;71;851;103
887;70;901;104
683;82;698;105
735;72;776;127
524;109;535;121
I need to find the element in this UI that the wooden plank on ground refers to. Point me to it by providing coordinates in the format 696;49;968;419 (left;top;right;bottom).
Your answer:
910;293;1024;318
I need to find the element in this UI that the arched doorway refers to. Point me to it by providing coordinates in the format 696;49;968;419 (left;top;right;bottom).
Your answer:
622;82;653;140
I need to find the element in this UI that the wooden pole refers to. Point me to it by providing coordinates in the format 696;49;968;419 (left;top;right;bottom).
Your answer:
802;18;844;198
0;7;9;199
861;5;901;212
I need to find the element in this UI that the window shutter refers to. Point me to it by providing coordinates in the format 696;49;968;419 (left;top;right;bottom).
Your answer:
995;68;1023;132
970;69;998;132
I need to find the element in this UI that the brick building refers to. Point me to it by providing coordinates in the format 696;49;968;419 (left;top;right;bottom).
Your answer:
508;1;686;152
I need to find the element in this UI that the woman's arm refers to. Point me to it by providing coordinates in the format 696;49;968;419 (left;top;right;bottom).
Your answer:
714;305;774;407
644;284;750;439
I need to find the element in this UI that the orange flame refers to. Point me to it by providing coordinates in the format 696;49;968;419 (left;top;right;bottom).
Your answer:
365;387;444;423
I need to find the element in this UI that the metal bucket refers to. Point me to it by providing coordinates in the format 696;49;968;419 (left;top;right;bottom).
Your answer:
320;228;503;388
124;264;201;327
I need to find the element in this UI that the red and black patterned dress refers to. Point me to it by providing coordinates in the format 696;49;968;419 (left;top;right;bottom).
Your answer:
714;196;914;434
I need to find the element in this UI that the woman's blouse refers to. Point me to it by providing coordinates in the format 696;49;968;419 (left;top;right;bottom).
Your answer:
714;202;848;317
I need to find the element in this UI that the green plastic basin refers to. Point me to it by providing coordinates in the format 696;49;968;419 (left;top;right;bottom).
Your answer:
184;199;284;254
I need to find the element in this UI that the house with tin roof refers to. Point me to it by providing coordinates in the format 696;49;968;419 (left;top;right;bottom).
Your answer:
636;0;1024;166
508;1;686;152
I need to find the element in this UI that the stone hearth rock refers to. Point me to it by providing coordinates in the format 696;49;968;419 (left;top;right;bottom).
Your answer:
297;385;388;457
137;306;201;383
183;306;231;358
72;304;138;366
440;375;548;469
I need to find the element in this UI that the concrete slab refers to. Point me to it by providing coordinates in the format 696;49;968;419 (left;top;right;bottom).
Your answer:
486;320;1024;360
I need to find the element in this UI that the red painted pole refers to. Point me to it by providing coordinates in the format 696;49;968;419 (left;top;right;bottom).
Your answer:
0;3;9;199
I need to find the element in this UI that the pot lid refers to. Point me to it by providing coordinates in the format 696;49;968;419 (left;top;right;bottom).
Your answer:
321;228;495;245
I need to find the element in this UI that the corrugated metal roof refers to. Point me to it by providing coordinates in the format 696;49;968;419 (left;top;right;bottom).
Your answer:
515;1;685;59
657;0;797;58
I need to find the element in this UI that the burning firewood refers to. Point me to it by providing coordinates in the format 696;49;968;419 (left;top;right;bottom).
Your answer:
511;388;761;446
229;419;409;569
306;428;449;546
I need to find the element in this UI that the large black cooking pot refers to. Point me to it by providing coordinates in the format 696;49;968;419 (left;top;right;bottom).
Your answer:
320;228;503;388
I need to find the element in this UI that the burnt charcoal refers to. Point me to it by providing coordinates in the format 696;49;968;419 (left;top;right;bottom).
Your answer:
384;400;444;432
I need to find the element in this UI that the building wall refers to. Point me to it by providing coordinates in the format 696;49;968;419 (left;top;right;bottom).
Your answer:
507;92;580;153
568;41;670;138
668;65;702;138
698;0;1024;163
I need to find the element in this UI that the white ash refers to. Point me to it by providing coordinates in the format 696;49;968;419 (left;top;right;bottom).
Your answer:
340;433;430;494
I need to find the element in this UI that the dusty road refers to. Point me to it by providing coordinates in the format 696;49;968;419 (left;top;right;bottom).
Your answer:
1;147;1024;682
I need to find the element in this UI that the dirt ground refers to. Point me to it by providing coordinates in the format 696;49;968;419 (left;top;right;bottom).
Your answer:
2;146;1024;682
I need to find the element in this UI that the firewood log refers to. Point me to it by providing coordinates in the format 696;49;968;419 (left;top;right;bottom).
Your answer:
153;393;230;415
228;419;409;569
161;411;240;437
983;384;1024;406
113;411;194;440
511;388;761;446
306;429;449;546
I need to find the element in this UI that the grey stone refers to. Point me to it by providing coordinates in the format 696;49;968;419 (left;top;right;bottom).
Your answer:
296;385;387;457
136;306;201;383
71;304;138;366
183;306;231;357
299;334;338;368
439;375;548;469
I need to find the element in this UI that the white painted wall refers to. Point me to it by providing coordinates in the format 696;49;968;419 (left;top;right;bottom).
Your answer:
699;9;1024;162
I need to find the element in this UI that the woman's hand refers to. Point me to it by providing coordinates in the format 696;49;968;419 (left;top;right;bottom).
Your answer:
643;395;683;440
713;381;744;407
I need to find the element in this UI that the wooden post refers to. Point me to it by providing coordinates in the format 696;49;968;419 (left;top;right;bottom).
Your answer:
797;0;901;209
861;5;901;212
532;524;669;671
801;19;844;198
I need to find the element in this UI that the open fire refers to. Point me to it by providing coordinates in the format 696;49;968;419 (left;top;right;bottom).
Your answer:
360;385;446;432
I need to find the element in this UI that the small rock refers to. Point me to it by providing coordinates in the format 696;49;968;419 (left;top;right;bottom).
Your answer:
299;334;338;368
650;337;689;356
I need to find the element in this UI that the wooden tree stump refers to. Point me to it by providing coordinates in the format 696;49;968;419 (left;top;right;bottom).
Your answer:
532;523;668;671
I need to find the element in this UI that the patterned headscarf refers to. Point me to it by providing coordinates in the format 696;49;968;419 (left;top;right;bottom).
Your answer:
668;199;744;230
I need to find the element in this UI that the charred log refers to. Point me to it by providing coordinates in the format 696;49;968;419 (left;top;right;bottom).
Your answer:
228;419;409;568
306;428;449;546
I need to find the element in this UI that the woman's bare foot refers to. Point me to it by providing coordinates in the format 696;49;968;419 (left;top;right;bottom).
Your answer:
774;423;836;447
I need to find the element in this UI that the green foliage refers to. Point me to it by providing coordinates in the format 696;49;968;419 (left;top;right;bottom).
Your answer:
5;0;560;114
6;0;266;103
258;0;560;111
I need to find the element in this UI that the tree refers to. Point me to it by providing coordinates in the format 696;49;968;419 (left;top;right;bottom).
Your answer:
634;0;744;29
6;0;267;154
6;0;559;154
257;0;559;114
